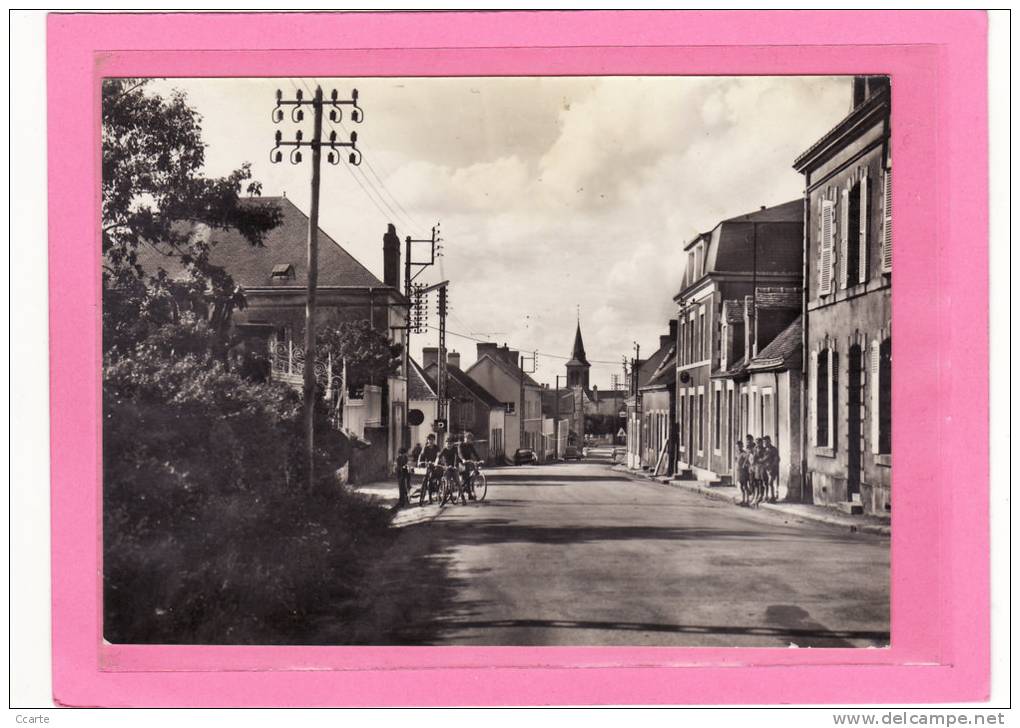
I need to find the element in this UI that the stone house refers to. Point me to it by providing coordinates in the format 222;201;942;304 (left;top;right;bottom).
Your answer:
793;75;892;515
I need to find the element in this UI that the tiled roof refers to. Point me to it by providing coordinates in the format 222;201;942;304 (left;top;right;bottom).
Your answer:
133;196;387;289
755;287;801;309
644;347;677;388
408;358;438;400
748;315;803;372
467;352;542;389
444;365;505;408
719;199;804;225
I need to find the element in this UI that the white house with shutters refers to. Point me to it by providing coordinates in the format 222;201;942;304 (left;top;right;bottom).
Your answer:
793;75;892;516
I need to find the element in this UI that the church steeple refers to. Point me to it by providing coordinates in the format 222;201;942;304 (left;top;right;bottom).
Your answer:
565;320;591;389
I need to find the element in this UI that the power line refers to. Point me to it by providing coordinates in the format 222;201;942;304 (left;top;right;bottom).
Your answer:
305;78;427;238
291;79;403;229
421;324;624;366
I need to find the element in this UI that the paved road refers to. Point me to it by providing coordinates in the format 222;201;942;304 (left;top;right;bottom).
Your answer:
353;461;889;647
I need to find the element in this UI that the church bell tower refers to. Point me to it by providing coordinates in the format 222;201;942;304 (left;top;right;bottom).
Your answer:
565;321;591;390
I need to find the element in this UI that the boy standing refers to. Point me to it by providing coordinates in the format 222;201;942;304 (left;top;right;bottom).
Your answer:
763;435;780;502
395;447;411;508
735;441;750;506
417;434;440;505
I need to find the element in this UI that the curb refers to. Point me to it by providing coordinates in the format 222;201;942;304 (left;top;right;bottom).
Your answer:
612;465;891;536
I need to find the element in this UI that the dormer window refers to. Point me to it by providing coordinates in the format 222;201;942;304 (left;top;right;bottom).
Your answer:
271;263;296;281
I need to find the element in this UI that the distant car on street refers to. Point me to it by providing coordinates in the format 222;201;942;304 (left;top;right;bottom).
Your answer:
563;445;583;461
513;448;539;465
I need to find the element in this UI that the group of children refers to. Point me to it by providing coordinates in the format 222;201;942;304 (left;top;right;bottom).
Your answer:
734;434;780;507
394;432;482;508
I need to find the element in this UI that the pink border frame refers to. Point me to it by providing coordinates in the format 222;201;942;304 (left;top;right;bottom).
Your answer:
48;10;989;706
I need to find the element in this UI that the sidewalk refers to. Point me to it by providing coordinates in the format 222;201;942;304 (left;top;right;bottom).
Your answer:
612;465;891;536
348;480;443;528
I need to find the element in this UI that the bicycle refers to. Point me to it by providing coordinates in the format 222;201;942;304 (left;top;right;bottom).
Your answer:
462;461;487;502
416;465;441;506
439;466;465;506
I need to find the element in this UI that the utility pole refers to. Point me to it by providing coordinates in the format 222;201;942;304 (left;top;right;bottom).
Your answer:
520;351;537;455
271;85;363;489
438;285;448;440
555;374;565;459
633;341;642;462
404;224;441;439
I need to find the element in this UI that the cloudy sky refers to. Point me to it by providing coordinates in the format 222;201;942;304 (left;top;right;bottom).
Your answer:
150;75;851;387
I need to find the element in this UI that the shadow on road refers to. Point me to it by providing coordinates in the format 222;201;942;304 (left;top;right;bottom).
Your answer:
486;474;630;484
431;616;888;648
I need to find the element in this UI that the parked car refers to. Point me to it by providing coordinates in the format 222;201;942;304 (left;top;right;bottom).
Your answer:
563;445;583;461
513;448;539;465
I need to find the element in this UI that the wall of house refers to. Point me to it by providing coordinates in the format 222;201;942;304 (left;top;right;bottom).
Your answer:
466;358;521;454
803;109;892;516
746;369;804;502
408;398;438;451
522;386;544;453
487;409;506;464
639;388;672;471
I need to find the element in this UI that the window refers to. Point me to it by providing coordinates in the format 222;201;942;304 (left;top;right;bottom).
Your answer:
714;389;721;451
762;390;775;443
504;401;516;415
698;308;705;360
679;319;687;365
679;392;686;451
815;351;829;446
819;198;835;295
695;243;704;278
697;392;704;453
845;181;861;286
814;348;839;449
871;338;892;455
858;175;870;283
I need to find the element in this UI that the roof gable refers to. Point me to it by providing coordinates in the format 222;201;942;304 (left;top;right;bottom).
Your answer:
408;357;438;400
465;352;542;389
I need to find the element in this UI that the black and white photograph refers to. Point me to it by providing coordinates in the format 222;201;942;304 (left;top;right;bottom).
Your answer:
102;74;892;648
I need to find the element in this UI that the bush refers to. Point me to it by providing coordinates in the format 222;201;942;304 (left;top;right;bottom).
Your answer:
103;318;390;644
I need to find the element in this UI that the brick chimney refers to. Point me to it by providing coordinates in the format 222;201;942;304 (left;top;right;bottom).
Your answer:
383;223;400;289
743;295;757;363
476;342;497;365
447;351;461;369
422;346;439;370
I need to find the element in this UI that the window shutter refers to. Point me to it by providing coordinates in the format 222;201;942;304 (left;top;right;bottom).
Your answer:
881;169;892;272
839;187;850;288
870;342;881;454
819;199;834;295
810;350;818;447
859;175;869;284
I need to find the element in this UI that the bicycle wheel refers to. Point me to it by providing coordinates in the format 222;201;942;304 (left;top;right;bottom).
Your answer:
474;471;487;502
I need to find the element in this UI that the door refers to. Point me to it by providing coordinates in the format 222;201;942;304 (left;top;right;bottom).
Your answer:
727;389;734;468
847;344;863;499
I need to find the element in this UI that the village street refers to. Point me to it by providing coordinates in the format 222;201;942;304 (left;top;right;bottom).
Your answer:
347;461;890;648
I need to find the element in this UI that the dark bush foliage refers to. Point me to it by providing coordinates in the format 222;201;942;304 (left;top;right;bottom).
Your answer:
103;318;391;644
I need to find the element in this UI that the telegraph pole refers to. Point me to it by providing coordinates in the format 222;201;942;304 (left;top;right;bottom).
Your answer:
520;351;537;454
633;341;642;462
271;85;363;489
404;224;441;440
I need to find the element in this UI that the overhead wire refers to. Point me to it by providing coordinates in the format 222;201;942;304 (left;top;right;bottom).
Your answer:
306;77;428;238
422;324;625;367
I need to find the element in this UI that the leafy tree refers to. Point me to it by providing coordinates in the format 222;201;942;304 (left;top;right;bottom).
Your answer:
317;320;404;395
101;78;282;353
